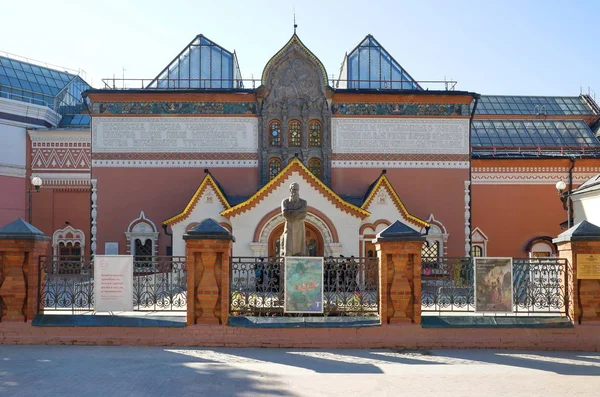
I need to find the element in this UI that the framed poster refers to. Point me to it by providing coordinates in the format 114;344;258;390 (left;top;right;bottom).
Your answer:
474;257;513;313
284;257;324;313
94;255;134;312
577;254;600;279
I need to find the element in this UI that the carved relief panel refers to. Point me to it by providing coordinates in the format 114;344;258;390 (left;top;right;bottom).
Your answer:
257;36;332;186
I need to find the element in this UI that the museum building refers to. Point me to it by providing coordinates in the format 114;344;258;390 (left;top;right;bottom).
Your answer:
1;33;599;261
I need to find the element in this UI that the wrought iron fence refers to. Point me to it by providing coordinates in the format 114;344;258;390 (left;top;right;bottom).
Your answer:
229;256;379;316
38;256;187;312
421;257;570;315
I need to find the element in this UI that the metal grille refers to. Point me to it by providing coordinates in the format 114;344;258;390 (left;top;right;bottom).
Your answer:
229;257;379;316
421;257;570;315
38;256;187;312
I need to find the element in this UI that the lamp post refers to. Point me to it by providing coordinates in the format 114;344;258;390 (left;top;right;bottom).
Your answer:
555;180;571;229
27;176;43;224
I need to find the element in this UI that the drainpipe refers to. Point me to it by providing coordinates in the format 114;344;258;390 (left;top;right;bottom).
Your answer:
567;157;576;229
162;224;173;256
467;94;480;257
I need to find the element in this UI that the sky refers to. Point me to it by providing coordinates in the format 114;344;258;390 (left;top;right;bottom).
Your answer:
1;0;598;98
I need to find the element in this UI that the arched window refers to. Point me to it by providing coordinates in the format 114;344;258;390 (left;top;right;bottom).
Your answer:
471;245;483;257
268;158;282;180
288;120;301;147
308;158;322;179
269;120;281;146
125;211;159;270
309;120;322;147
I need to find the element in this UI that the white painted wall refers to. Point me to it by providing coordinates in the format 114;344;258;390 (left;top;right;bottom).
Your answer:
573;192;600;227
0;123;26;168
228;171;363;257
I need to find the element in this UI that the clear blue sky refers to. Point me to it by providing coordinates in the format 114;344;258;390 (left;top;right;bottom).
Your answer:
2;0;598;98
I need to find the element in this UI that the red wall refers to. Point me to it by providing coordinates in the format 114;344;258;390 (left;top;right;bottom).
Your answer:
0;176;25;227
333;167;469;257
92;167;258;255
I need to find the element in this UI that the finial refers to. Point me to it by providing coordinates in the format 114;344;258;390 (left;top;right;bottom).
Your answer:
293;9;298;33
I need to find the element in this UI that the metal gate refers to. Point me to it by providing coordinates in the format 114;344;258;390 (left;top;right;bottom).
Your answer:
421;257;570;315
38;256;187;312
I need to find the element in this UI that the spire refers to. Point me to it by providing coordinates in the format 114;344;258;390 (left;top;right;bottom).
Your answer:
293;9;297;33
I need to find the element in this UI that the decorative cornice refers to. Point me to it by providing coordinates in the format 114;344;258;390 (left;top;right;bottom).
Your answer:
471;172;599;185
94;101;257;115
92;159;258;168
332;161;470;169
0;163;26;178
92;152;258;160
331;102;469;116
29;130;90;144
472;167;600;173
361;175;428;228
221;157;370;219
163;173;230;226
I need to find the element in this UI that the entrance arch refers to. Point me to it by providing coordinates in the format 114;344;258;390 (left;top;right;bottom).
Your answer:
268;222;324;257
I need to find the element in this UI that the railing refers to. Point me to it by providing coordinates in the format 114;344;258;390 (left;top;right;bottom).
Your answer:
421;257;570;315
99;77;458;91
230;256;379;316
38;256;187;312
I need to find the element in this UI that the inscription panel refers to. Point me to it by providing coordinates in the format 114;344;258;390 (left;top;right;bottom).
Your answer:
92;117;258;153
332;118;469;154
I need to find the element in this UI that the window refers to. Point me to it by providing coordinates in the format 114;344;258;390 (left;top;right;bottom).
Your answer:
269;120;281;146
309;120;322;147
421;241;439;260
527;239;556;258
308;158;322;179
268;158;282;180
471;245;483;257
125;211;159;270
288;120;301;147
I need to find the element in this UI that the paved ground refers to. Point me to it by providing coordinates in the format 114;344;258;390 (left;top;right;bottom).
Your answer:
1;346;599;396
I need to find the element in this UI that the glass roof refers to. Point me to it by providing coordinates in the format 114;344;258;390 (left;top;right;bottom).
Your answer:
347;35;421;90
147;35;242;89
476;95;594;115
472;120;600;148
0;54;91;126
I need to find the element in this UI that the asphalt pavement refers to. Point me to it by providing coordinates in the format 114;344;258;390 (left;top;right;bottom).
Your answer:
1;346;599;396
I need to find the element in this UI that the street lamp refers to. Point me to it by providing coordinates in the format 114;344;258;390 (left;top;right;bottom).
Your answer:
28;176;43;224
555;180;571;229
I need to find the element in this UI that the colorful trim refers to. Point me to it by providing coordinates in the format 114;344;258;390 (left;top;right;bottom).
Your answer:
221;157;370;219
361;175;429;228
92;152;258;160
95;102;257;115
261;34;328;86
163;173;231;226
331;102;469;116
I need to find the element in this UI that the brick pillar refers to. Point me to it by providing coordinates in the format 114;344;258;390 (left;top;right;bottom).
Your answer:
374;221;425;324
184;219;234;326
554;220;600;324
0;219;50;322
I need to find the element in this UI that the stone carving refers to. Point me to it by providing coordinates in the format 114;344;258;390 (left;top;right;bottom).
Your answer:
332;118;469;154
92;117;258;153
280;182;307;256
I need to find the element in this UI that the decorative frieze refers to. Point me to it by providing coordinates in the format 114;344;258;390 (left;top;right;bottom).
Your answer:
332;118;469;154
472;172;599;185
94;101;257;115
332;160;469;169
31;148;91;170
91;160;258;168
331;102;470;116
92;117;258;153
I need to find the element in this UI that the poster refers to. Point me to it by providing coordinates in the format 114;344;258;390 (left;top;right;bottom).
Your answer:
577;254;600;279
474;257;513;312
284;257;324;313
94;255;134;312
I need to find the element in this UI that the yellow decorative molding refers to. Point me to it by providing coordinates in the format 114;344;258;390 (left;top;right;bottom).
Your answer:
163;173;230;226
221;157;370;219
361;174;429;228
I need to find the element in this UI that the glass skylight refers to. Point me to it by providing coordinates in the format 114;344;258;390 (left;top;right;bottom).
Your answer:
476;96;593;115
472;120;600;147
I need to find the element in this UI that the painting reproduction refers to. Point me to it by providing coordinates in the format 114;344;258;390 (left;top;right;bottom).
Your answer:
475;257;513;312
284;257;324;313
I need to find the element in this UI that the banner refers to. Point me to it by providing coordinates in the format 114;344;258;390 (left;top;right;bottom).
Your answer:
284;257;324;313
474;257;513;312
94;255;134;312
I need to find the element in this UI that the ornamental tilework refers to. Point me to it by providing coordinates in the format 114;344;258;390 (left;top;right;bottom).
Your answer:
91;152;258;161
331;153;469;161
31;148;91;170
96;102;257;115
331;102;469;116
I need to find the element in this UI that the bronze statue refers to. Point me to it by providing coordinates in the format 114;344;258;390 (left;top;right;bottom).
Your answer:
280;182;307;256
